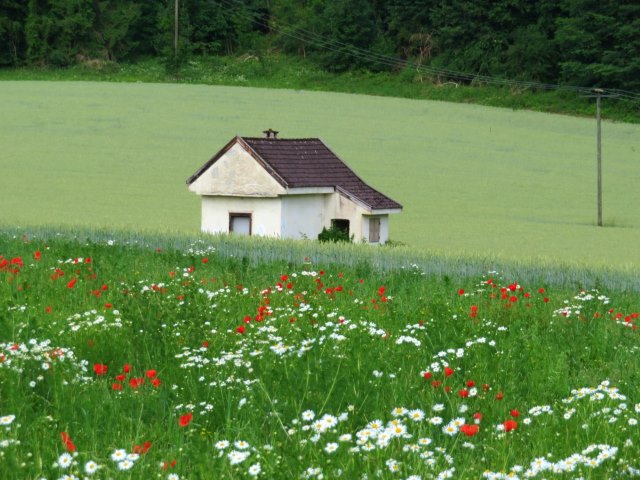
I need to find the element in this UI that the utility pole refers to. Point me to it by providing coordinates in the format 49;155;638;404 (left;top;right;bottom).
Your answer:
174;0;179;59
584;88;616;227
594;88;603;227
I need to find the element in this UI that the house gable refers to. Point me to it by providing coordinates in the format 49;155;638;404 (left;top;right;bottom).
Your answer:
187;140;286;197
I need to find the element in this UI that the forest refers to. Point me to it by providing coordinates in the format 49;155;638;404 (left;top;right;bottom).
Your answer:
1;0;639;91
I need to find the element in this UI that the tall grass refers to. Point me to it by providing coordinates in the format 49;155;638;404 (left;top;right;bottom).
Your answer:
3;226;639;293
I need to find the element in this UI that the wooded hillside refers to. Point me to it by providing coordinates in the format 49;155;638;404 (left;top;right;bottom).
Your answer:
1;0;639;91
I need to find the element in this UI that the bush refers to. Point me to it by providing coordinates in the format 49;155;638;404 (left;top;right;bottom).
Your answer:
317;226;352;243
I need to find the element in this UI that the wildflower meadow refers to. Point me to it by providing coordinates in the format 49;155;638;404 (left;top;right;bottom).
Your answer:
1;232;639;480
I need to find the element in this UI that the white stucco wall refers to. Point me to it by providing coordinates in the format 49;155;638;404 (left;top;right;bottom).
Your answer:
189;143;285;197
281;195;327;239
200;196;282;237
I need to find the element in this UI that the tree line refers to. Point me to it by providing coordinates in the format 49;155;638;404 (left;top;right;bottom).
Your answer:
1;0;638;90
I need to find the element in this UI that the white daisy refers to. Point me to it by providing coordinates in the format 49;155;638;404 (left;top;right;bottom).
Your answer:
84;460;100;475
111;449;127;462
57;453;73;469
117;459;134;471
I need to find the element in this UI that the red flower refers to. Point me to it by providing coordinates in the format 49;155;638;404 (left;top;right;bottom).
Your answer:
510;409;520;418
495;392;504;400
458;389;469;398
503;419;517;432
236;325;246;334
509;296;518;303
444;367;454;377
60;432;76;452
201;257;209;264
93;363;108;376
423;371;432;380
281;274;288;281
460;424;479;437
45;306;52;314
444;386;451;393
152;377;161;388
145;369;157;379
458;289;465;295
112;383;123;391
67;278;77;289
34;251;41;261
473;412;483;422
431;380;442;388
543;297;549;303
466;380;476;388
179;412;193;427
115;373;126;381
123;364;131;373
538;288;545;294
129;377;144;389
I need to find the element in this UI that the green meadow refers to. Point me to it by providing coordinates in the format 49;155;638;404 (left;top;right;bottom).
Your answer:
1;81;639;268
1;234;640;479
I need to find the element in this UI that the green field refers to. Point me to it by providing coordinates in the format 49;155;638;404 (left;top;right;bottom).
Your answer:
2;81;639;268
1;234;640;479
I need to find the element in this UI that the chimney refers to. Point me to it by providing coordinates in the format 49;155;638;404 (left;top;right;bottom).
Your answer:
263;128;279;139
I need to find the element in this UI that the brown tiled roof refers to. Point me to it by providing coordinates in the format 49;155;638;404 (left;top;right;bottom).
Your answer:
187;136;402;210
232;137;403;210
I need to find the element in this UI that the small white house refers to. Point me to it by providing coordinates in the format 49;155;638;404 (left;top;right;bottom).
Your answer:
186;130;402;244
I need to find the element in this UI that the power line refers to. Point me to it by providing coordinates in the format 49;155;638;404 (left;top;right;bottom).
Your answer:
217;0;640;104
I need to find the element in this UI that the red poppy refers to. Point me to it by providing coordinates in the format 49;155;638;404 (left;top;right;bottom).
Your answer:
93;363;108;376
34;251;41;261
60;432;76;452
460;424;479;436
503;419;517;432
444;367;454;377
459;389;469;398
431;380;442;388
423;371;432;380
473;412;483;422
45;306;52;314
67;278;77;289
495;392;504;400
129;377;144;389
112;383;123;391
509;296;518;303
201;257;209;264
152;378;161;388
466;380;475;388
458;289;465;295
179;412;193;427
236;325;246;334
123;364;131;373
510;409;520;418
146;369;157;379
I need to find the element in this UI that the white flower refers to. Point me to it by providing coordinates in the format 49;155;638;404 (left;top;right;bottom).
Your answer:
111;449;127;462
325;442;339;453
0;415;15;426
248;463;261;476
302;410;316;421
84;460;100;475
167;474;180;480
215;440;230;450
234;440;250;450
57;453;73;469
228;450;250;465
117;459;135;471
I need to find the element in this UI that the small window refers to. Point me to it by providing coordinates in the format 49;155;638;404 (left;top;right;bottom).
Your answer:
331;219;350;236
229;213;252;235
369;217;380;243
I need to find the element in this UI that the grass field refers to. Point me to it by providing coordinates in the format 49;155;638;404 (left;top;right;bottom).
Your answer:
1;233;640;479
1;81;640;268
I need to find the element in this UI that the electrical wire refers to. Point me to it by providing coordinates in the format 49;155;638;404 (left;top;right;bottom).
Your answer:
216;0;640;104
